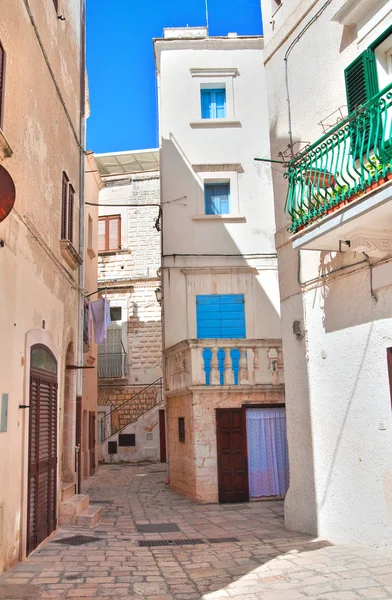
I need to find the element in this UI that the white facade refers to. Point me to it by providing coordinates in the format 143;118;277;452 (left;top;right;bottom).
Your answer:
156;31;281;348
155;29;284;503
263;0;392;544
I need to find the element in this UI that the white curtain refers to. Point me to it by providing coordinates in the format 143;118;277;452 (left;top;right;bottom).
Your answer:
246;408;289;498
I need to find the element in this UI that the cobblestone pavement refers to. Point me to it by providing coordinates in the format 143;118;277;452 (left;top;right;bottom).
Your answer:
1;464;392;600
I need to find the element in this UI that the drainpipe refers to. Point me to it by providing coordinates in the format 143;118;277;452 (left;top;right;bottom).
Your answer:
76;0;86;469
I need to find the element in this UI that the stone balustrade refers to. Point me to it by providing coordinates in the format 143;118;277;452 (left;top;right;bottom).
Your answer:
165;339;283;392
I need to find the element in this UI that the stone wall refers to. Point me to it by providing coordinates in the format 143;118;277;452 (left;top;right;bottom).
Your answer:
98;172;163;386
167;394;196;500
168;388;285;503
98;383;161;421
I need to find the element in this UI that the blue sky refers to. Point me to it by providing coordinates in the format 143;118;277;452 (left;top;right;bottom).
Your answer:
86;0;263;153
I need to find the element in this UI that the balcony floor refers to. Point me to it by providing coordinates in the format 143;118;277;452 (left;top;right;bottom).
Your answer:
291;179;392;252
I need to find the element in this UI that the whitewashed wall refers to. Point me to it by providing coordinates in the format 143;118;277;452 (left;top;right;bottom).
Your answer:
264;0;392;544
157;35;282;349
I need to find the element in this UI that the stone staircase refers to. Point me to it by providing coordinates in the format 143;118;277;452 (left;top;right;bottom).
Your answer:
59;485;103;528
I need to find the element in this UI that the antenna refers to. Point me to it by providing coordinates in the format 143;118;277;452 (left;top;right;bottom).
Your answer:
205;0;209;32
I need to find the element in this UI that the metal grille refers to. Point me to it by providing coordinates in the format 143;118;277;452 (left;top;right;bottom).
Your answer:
136;523;180;533
53;535;103;546
137;537;239;547
89;500;113;504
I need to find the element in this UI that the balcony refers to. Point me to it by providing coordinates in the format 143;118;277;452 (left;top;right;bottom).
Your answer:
165;339;283;394
286;83;392;254
98;352;128;379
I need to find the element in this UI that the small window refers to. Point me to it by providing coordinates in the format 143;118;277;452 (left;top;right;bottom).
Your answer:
108;441;117;454
61;172;75;243
110;306;122;322
0;41;5;129
201;88;226;119
178;417;185;442
204;183;230;215
145;432;153;441
98;215;121;252
119;433;135;447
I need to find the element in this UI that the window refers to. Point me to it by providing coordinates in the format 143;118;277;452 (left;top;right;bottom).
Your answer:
61;172;74;242
119;434;135;447
201;88;226;119
344;26;392;112
178;417;185;442
0;41;5;129
196;294;246;339
204;183;230;215
110;306;122;322
87;214;93;250
98;215;121;252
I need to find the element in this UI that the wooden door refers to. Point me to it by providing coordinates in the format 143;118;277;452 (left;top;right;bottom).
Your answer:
89;411;96;475
159;409;167;463
27;372;57;555
216;408;249;503
75;396;82;493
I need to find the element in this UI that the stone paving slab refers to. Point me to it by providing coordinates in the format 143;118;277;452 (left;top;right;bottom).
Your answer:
1;465;392;599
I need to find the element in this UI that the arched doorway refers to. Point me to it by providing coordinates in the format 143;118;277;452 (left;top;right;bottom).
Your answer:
27;345;58;555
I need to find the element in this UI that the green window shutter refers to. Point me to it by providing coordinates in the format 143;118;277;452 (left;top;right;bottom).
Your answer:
344;49;379;114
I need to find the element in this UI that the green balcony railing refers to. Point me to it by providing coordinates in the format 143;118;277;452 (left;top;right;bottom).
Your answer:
285;82;392;233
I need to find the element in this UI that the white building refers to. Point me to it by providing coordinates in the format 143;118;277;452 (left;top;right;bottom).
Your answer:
94;150;165;465
155;27;286;503
263;0;392;544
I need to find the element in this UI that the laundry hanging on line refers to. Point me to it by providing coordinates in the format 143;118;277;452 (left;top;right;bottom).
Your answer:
90;296;111;344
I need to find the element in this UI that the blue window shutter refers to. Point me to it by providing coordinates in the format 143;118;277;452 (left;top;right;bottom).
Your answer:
196;294;245;339
215;89;226;118
201;90;212;119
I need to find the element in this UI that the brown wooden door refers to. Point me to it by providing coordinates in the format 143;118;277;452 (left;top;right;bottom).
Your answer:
76;396;82;493
27;372;57;555
216;408;249;503
159;409;167;463
89;411;96;476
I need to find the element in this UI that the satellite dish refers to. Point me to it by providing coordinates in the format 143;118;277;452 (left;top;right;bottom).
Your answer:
0;165;16;223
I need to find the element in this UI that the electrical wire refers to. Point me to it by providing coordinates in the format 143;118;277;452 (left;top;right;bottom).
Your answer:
284;0;333;156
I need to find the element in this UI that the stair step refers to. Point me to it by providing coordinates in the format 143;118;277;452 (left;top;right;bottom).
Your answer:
62;482;76;502
76;505;103;528
59;494;89;518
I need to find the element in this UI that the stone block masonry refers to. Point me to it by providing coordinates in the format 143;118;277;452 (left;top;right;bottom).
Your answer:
98;383;161;424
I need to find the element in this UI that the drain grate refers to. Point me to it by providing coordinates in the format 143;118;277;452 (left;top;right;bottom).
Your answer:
89;500;113;504
136;523;180;533
138;538;205;547
53;535;103;546
207;537;239;543
138;536;239;547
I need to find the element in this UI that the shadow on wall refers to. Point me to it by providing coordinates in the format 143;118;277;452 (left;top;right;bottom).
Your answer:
160;131;320;534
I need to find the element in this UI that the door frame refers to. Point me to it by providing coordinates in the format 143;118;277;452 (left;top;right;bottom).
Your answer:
21;331;60;563
27;344;58;555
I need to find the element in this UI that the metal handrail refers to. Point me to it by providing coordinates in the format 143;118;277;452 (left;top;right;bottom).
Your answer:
98;352;128;378
285;82;392;233
100;377;163;442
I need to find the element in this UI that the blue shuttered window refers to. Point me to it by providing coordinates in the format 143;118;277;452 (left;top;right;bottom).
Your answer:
204;183;230;215
201;88;226;119
196;294;246;339
196;295;246;385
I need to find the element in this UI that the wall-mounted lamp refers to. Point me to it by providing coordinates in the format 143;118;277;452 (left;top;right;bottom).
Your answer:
293;320;304;340
155;287;162;306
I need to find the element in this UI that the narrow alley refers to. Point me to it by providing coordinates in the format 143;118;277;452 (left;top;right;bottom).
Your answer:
1;465;392;600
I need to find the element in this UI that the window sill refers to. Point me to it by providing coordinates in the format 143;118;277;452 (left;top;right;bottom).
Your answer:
98;249;126;256
87;247;96;258
0;129;13;161
190;119;241;129
60;239;83;270
192;214;246;222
